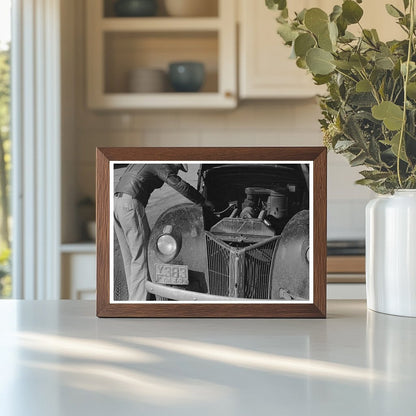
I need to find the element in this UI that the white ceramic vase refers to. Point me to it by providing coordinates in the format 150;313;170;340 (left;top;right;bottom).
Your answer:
366;190;416;317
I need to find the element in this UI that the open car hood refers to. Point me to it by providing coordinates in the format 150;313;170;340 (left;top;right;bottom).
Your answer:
199;163;308;199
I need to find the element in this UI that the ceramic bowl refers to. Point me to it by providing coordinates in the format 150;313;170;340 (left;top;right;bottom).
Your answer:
164;0;217;17
128;68;167;93
114;0;158;17
168;62;205;92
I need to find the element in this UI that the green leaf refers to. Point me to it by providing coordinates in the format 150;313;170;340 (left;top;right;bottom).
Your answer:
372;101;404;131
385;4;404;18
334;139;355;152
403;0;410;10
333;60;353;70
276;15;287;24
344;114;367;147
356;79;372;92
304;8;329;35
296;8;307;23
375;55;395;70
328;21;338;44
296;57;308;69
401;61;416;76
369;136;382;163
389;132;408;162
318;27;334;52
336;15;348;36
378;78;386;100
350;151;367;167
355;178;377;186
313;74;332;85
342;0;364;24
350;54;368;70
330;5;342;22
371;29;380;42
360;170;391;181
266;0;287;11
294;33;316;58
407;82;416;99
339;31;356;43
277;23;298;43
348;92;377;107
363;29;376;46
306;48;335;75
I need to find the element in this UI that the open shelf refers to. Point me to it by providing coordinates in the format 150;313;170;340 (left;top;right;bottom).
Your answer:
104;0;219;18
104;31;218;94
90;93;234;109
87;0;236;109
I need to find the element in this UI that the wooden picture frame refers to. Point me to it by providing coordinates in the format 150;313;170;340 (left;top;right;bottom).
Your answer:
96;147;327;318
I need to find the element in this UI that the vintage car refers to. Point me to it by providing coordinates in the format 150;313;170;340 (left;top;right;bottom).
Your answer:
145;163;310;301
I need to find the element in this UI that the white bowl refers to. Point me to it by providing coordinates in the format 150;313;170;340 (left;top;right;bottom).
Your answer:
164;0;217;17
128;68;167;93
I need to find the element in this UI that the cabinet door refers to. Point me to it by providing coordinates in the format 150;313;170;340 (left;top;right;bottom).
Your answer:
359;0;404;41
239;0;404;99
61;253;96;300
239;0;326;99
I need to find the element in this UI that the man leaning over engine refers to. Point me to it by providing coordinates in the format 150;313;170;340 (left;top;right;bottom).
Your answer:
114;163;213;301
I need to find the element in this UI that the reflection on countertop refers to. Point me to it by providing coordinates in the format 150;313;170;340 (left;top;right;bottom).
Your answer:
1;300;416;415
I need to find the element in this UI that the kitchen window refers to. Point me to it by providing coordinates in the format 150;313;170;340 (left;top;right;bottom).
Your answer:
0;0;11;298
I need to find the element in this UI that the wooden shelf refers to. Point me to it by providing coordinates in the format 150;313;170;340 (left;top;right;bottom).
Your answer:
101;17;221;32
61;242;96;253
86;0;237;109
89;92;235;110
327;256;365;284
327;256;365;274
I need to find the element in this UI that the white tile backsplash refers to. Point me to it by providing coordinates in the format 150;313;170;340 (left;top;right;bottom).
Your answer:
327;199;369;240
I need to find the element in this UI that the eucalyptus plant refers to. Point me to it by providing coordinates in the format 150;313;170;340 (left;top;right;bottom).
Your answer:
266;0;416;193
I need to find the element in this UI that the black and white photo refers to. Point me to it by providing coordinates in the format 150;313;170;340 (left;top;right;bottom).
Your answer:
110;161;313;303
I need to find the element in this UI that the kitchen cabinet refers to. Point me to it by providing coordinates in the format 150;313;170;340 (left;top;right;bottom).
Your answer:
238;0;404;99
327;256;366;300
239;0;325;99
86;0;237;109
61;245;96;300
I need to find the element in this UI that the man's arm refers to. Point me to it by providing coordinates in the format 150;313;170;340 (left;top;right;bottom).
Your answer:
158;165;205;205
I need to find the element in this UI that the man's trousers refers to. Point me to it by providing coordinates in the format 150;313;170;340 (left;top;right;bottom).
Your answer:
114;193;150;301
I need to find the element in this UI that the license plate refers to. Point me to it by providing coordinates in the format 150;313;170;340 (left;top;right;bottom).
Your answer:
155;263;189;285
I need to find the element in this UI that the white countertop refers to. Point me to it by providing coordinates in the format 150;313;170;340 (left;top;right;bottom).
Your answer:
0;300;415;416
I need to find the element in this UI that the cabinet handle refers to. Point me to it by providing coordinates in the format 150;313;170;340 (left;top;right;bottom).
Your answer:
225;91;234;99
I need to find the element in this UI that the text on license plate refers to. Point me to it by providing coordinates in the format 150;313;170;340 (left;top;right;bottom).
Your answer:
155;263;189;285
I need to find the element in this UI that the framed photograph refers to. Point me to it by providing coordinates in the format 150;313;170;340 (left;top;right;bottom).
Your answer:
96;147;327;318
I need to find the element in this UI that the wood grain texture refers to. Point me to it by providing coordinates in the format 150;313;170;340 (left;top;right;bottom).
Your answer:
327;256;365;274
96;147;327;318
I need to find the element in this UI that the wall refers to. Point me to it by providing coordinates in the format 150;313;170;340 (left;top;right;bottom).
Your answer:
61;0;374;243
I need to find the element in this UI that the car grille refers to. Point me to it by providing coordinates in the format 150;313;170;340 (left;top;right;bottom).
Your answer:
206;233;279;299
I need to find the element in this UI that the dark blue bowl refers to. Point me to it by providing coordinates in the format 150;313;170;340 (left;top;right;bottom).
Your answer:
114;0;157;17
168;62;205;93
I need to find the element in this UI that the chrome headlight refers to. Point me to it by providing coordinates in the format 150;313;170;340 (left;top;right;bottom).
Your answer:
155;225;182;262
157;234;177;256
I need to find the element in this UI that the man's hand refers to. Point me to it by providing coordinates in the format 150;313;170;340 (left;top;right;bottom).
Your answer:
201;200;215;211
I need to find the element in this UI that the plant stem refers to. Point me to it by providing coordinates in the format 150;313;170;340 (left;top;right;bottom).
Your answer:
334;68;358;84
397;0;415;188
358;69;381;104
